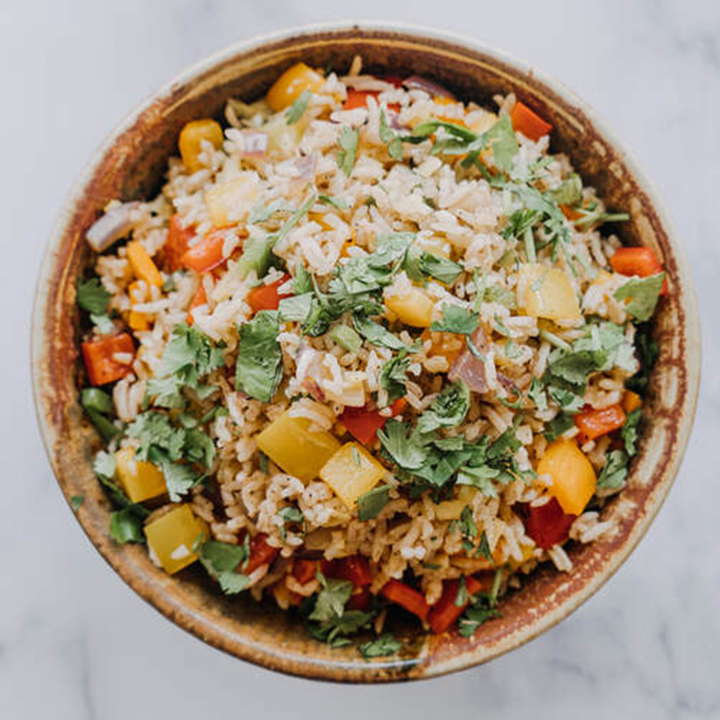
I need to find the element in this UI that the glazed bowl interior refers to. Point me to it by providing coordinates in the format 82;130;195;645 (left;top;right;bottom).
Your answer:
32;23;700;682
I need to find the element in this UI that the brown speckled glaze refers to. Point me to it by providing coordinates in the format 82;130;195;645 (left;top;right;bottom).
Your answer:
31;24;700;682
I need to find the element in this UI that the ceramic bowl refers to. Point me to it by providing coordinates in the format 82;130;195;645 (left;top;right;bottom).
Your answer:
32;22;700;682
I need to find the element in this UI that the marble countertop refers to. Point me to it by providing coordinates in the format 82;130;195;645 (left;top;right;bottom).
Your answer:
2;0;718;717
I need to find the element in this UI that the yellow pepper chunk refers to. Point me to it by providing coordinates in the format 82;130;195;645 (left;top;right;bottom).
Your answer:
127;241;163;288
115;447;167;503
178;118;224;173
435;486;478;521
319;442;386;508
266;62;324;112
538;438;597;515
127;280;150;331
204;175;259;228
144;504;209;575
519;263;581;322
415;235;452;259
385;286;435;327
256;410;341;483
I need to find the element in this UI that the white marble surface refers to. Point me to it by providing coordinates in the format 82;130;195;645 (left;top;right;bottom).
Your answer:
1;1;718;717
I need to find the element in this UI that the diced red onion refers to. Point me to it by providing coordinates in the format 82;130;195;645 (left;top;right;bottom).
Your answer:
294;153;317;181
241;130;268;159
448;328;488;393
497;372;517;394
86;201;141;252
403;75;454;99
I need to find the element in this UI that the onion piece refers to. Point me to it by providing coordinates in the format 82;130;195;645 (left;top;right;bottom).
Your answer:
403;75;454;99
342;75;397;93
86;201;141;252
240;130;268;158
448;327;488;393
294;153;317;181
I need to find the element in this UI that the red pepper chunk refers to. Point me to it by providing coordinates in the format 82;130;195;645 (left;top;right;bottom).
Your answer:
81;333;135;386
181;229;228;274
244;534;279;574
343;88;401;114
246;274;293;314
510;101;552;141
347;587;371;612
292;558;318;585
339;398;408;446
185;283;207;326
610;247;668;295
381;579;429;622
574;404;626;441
517;497;576;550
428;575;488;635
334;556;372;587
164;213;195;271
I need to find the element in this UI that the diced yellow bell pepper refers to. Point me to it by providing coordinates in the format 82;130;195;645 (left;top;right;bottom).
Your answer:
256;410;341;483
319;442;386;508
506;541;535;569
308;212;336;232
115;447;167;503
178;118;224;173
435;486;478;521
127;241;163;288
204;175;259;228
538;438;597;515
385;286;435;327
519;263;581;322
266;62;324;112
144;504;209;575
127;280;150;331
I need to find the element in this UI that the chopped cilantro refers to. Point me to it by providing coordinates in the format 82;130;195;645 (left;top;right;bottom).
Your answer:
622;408;642;457
430;304;479;335
319;194;350;210
278;292;313;323
549;174;582;206
377;420;429;471
477;530;493;563
418;253;463;285
336;126;359;176
379;352;410;404
77;277;110;315
416;380;470;434
198;539;250;594
597;449;629;490
235;310;283;402
626;324;658;393
352;314;407;350
109;508;145;544
285;90;310;124
358;634;402;658
484;284;517;310
614;273;665;322
357;484;392;521
70;494;84;511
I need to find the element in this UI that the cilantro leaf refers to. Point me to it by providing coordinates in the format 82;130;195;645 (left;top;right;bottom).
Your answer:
235;310;283;402
430;304;479;335
597;449;629;490
198;539;250;594
336;126;359;177
482;115;518;172
352;314;406;350
378;420;429;471
319;194;350;210
627;324;658;393
359;634;402;658
416;380;470;433
70;495;85;510
543;413;574;441
458;602;501;637
614;273;665;322
358;484;392;521
380;352;410;404
109;508;145;544
77;277;110;315
279;292;313;323
417;253;463;285
309;577;353;622
161;461;199;502
622;408;642;457
285;90;310;124
549;174;582;206
484;284;517;310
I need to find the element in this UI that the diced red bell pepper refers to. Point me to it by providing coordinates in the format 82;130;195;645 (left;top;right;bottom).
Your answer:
243;533;279;574
292;558;318;585
574;404;626;441
343;88;401;113
610;247;668;295
165;213;196;271
517;498;577;550
510;101;552;141
428;575;488;634
185;283;207;326
339;398;407;446
333;556;372;587
347;587;371;612
246;273;293;314
181;229;228;274
81;333;135;386
381;579;429;622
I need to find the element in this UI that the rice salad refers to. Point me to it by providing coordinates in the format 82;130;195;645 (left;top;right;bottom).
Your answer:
76;57;668;652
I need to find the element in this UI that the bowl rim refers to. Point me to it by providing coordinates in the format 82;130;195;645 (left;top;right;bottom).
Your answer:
32;21;701;682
